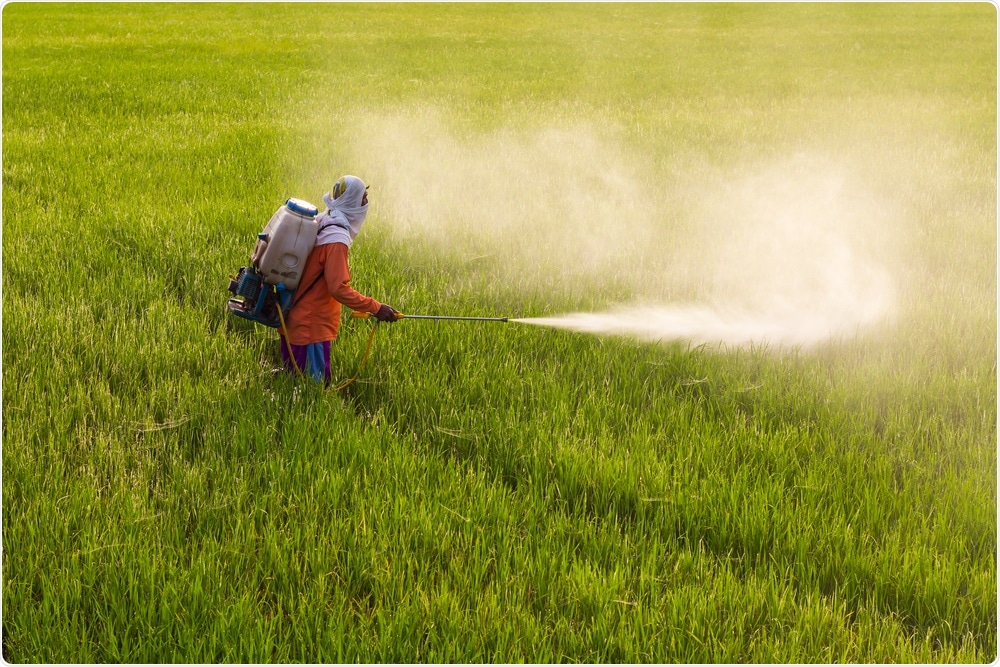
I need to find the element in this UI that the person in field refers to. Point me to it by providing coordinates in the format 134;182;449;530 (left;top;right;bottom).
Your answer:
279;175;399;383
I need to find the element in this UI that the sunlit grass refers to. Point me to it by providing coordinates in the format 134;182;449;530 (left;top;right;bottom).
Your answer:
2;2;995;663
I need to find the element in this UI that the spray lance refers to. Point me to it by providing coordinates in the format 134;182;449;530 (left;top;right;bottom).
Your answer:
351;312;509;323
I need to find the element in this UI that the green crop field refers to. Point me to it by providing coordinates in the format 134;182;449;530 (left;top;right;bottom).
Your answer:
2;2;996;663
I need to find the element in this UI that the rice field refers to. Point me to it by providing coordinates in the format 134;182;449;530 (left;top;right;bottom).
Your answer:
2;3;996;663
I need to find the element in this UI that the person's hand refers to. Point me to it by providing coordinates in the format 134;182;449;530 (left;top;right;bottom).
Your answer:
373;304;400;323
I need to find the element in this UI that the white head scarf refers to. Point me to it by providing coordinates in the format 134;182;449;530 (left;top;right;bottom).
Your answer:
315;175;369;247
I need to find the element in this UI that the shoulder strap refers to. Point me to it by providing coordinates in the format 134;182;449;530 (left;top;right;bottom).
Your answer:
289;269;324;310
288;239;327;311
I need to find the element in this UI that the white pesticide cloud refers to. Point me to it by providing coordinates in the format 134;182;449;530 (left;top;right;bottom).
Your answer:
343;107;899;350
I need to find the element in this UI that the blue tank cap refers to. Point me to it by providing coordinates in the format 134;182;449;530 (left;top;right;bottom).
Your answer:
286;198;318;217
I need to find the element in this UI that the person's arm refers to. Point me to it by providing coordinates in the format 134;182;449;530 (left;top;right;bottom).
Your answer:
323;243;381;314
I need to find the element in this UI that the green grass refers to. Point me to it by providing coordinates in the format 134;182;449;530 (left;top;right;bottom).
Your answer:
3;2;996;663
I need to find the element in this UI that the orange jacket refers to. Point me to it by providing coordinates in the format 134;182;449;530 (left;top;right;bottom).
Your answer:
283;242;381;345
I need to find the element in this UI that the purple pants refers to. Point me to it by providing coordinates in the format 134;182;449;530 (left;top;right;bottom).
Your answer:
279;337;331;383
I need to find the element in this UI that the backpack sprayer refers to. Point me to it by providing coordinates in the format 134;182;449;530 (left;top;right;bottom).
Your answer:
227;197;511;386
227;197;320;328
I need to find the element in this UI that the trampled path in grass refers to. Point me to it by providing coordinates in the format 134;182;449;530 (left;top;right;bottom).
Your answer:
2;3;996;663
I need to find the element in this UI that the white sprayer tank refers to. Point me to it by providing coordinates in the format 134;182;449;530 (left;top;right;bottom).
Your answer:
250;198;319;290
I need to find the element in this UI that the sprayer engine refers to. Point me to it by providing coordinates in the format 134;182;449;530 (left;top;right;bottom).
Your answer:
227;267;294;328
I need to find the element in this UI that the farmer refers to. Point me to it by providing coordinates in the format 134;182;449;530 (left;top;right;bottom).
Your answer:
279;175;399;383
